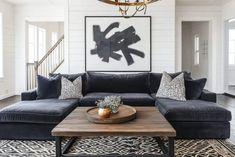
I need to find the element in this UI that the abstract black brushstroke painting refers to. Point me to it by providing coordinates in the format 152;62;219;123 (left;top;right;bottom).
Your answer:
91;22;145;66
85;16;151;72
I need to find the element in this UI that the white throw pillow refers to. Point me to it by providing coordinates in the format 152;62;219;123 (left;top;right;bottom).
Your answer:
59;76;83;99
156;72;186;101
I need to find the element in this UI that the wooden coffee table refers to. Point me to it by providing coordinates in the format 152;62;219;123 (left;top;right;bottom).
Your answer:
52;107;176;157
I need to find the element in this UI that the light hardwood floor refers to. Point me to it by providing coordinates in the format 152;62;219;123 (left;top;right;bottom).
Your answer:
0;95;234;143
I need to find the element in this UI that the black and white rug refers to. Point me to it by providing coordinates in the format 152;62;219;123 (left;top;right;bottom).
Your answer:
0;137;235;157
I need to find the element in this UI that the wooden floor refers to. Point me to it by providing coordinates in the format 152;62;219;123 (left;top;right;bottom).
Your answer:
0;95;234;143
217;94;235;144
0;96;20;109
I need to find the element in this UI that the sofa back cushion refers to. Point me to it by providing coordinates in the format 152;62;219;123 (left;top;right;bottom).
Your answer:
86;72;150;93
150;72;191;93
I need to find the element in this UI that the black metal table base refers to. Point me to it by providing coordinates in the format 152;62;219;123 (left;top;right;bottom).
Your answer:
55;137;174;157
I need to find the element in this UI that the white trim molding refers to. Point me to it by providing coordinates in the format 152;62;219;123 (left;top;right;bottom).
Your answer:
176;6;224;93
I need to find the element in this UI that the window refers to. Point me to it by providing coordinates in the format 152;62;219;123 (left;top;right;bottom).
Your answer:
51;32;58;62
0;13;3;77
51;32;58;46
229;29;235;65
28;24;37;63
194;34;200;65
28;25;46;62
38;28;46;60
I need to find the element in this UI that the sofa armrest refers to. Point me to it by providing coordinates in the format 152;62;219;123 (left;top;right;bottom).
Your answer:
199;89;216;103
21;89;37;101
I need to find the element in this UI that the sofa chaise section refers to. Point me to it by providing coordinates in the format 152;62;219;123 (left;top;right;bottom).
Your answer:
155;98;232;139
0;99;79;140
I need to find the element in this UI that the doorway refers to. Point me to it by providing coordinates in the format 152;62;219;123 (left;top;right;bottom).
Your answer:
182;21;209;88
225;18;235;96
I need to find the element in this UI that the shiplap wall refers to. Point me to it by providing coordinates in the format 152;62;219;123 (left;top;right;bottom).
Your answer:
67;0;176;73
0;1;15;100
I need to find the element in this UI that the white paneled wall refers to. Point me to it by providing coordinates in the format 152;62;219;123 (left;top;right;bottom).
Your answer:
0;1;15;100
67;0;176;73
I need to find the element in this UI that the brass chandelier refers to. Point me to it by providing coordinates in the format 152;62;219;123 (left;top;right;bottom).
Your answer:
98;0;160;17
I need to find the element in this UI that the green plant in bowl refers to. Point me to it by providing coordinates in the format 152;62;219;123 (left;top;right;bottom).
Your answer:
96;96;123;113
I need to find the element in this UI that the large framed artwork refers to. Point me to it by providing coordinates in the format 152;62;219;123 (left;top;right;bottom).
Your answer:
85;16;152;72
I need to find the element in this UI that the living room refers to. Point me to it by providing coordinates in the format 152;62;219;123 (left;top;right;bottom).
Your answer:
0;0;234;156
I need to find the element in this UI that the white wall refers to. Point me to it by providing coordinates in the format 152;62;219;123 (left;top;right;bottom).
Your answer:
66;0;176;74
176;6;223;93
0;1;15;100
14;4;64;94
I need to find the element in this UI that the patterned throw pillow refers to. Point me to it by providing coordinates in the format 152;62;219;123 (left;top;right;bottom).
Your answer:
156;72;186;101
59;76;83;99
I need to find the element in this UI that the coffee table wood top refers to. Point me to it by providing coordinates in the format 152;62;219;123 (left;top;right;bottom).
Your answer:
52;107;176;137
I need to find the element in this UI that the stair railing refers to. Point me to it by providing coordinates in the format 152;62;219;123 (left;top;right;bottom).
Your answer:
27;35;64;90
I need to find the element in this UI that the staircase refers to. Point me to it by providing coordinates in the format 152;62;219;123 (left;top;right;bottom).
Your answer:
26;35;65;90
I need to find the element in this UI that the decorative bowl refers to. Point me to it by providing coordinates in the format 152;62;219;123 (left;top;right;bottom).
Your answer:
98;108;112;118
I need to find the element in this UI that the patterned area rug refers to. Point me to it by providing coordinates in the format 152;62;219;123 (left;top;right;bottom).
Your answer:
0;137;235;157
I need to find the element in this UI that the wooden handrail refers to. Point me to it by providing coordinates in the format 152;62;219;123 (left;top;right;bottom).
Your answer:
27;35;65;90
38;35;64;66
51;59;64;74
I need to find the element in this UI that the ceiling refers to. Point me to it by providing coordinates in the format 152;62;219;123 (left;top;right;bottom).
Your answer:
4;0;233;6
176;0;232;6
4;0;65;6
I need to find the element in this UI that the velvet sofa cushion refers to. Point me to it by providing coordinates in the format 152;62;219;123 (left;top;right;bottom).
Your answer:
150;72;191;93
86;72;150;93
80;92;155;106
37;75;61;99
185;78;207;100
199;90;216;103
50;73;84;82
0;99;79;124
49;73;87;95
156;98;232;122
21;89;37;101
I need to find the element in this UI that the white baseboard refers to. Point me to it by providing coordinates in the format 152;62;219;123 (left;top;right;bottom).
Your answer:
0;93;15;100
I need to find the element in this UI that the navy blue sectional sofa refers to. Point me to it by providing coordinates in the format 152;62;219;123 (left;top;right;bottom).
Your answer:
0;72;232;140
